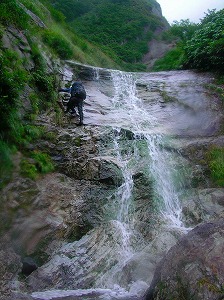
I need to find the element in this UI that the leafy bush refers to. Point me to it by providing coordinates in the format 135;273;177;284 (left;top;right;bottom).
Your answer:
157;9;224;72
170;19;198;41
42;30;74;59
184;9;224;70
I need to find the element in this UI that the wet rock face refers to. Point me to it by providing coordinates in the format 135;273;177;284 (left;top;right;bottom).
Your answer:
0;238;22;300
0;171;117;261
145;220;224;300
26;221;141;291
182;188;224;226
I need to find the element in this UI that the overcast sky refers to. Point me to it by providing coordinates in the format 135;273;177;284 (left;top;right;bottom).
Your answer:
157;0;224;24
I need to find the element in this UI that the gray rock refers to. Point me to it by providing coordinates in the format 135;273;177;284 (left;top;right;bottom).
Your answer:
182;188;224;226
145;220;224;300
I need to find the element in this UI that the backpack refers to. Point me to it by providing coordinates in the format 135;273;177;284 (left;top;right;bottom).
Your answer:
71;82;86;100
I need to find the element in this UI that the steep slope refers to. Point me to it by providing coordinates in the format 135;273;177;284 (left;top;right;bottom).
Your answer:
0;0;120;190
46;0;170;70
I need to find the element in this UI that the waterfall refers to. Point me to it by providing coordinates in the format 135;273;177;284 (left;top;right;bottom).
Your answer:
145;134;185;230
110;70;187;231
31;67;193;300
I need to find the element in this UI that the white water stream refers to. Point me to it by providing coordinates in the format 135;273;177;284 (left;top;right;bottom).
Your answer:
32;68;193;300
110;70;188;230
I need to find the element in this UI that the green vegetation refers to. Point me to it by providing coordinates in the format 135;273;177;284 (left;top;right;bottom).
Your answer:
206;146;224;187
46;0;168;71
0;49;27;143
185;10;224;71
153;9;224;73
0;141;15;188
155;278;197;300
0;0;29;29
0;0;120;186
153;47;185;71
20;151;54;180
42;30;74;59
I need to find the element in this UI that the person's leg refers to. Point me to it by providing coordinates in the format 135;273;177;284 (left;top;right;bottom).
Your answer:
65;97;76;113
77;100;83;125
65;98;72;113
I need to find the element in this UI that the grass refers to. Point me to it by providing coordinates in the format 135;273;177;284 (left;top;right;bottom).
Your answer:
20;151;55;179
0;141;15;188
206;146;224;187
152;47;185;71
0;0;29;29
42;30;74;59
205;76;224;103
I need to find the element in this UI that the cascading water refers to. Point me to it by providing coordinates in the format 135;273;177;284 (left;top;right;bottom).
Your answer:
110;70;188;230
145;133;184;229
31;67;193;300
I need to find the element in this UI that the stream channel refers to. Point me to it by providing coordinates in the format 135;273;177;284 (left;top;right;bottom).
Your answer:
31;65;221;300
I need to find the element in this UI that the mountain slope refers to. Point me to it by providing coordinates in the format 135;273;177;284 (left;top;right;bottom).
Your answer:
46;0;169;70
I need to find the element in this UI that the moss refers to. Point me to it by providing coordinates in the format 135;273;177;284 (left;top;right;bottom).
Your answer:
73;137;82;147
67;223;93;242
154;277;197;300
159;90;177;103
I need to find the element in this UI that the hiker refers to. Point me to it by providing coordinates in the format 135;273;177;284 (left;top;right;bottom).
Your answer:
58;81;86;126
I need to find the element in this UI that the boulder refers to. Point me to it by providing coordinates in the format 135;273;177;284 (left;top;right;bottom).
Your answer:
145;220;224;300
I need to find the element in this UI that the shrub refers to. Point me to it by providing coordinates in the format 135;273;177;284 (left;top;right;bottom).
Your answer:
184;9;224;71
170;19;198;41
156;9;224;72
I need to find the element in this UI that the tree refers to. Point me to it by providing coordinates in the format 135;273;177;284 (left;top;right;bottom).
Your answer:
170;19;198;41
184;9;224;70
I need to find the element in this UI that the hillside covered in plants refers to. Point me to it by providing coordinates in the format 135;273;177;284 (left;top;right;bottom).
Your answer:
47;0;169;70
